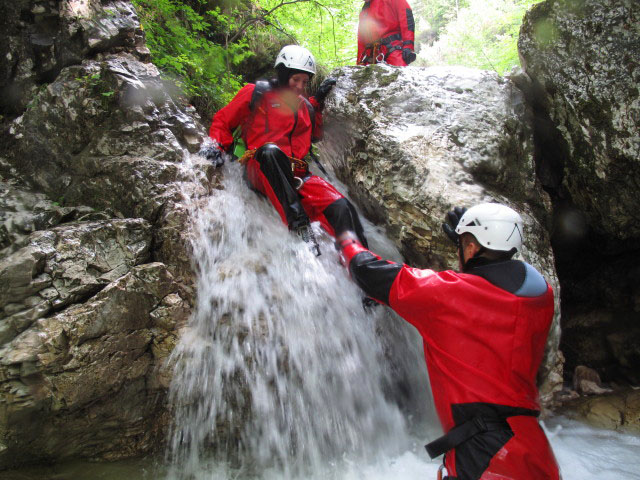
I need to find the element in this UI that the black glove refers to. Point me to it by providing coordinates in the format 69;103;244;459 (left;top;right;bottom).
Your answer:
199;144;225;167
314;77;337;105
402;48;417;65
442;206;467;246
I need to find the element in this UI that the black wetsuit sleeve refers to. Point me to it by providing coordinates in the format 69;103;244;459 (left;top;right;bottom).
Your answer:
349;251;403;305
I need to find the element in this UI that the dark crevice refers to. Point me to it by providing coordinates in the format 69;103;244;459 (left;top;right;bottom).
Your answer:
515;72;640;387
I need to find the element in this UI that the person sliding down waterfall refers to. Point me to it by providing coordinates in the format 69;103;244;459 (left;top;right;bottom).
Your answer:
336;203;561;480
200;45;368;256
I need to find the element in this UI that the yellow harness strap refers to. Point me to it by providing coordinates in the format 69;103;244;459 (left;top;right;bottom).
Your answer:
238;148;257;165
237;147;308;174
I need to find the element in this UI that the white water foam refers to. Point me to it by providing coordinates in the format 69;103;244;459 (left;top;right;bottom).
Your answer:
166;160;433;479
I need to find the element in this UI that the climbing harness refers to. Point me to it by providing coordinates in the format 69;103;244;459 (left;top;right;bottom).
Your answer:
237;145;308;191
359;33;403;65
290;157;309;174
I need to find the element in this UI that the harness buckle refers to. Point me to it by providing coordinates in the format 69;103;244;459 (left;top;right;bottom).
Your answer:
290;156;309;174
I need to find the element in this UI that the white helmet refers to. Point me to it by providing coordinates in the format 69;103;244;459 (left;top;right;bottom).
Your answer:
274;45;316;75
455;203;524;252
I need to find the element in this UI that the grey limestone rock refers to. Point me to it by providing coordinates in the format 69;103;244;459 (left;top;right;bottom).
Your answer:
0;0;210;469
0;263;187;466
0;218;152;345
0;0;147;114
519;0;640;243
518;0;640;385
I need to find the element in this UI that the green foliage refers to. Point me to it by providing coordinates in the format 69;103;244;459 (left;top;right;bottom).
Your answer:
133;0;251;117
131;0;546;117
414;0;470;43
418;0;544;75
256;0;362;69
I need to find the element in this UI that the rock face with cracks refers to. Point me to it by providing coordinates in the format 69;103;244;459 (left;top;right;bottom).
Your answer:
518;0;640;384
0;0;212;469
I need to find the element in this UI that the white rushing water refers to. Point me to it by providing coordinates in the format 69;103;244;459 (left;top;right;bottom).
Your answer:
163;159;640;480
166;160;435;479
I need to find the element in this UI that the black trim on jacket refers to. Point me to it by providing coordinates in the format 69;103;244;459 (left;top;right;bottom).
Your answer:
349;252;402;305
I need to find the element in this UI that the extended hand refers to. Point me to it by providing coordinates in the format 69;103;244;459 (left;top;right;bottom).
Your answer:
402;48;417;65
199;144;225;168
442;206;467;246
314;77;337;105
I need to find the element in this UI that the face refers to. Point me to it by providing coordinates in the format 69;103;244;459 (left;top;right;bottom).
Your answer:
288;72;311;95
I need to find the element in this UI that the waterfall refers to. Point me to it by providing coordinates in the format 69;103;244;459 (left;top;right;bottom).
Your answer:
165;161;433;479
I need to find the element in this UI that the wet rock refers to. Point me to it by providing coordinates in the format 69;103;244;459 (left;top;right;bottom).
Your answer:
0;0;208;469
0;178;99;258
519;0;640;243
518;0;640;383
573;365;612;396
322;64;561;396
0;218;151;345
0;0;147;115
0;263;189;466
562;388;640;434
3;55;208;221
539;350;566;414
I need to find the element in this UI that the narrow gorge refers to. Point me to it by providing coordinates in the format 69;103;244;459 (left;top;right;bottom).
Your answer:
0;0;638;478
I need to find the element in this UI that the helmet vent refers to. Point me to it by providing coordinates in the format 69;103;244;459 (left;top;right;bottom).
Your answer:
506;223;523;243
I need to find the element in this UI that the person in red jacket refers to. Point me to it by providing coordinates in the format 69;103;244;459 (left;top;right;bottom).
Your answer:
357;0;416;66
202;45;367;254
337;203;561;480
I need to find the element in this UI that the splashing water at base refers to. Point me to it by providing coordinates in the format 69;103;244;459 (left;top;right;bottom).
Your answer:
165;161;433;479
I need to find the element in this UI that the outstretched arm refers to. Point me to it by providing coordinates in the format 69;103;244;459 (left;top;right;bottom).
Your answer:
337;231;441;332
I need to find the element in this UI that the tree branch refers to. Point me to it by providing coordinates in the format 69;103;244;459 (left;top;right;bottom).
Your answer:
228;0;315;44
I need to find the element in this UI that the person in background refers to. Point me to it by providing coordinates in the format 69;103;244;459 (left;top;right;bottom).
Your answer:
336;203;561;480
201;45;368;255
357;0;416;66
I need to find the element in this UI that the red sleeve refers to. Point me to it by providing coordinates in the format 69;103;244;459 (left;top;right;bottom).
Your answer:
396;0;415;49
208;84;254;150
342;241;371;266
342;238;441;324
308;96;324;141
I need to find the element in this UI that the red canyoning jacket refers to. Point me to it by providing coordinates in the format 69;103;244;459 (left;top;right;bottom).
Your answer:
209;83;323;160
357;0;415;66
208;83;368;241
341;242;560;480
